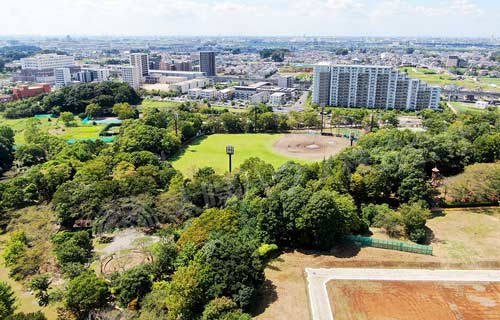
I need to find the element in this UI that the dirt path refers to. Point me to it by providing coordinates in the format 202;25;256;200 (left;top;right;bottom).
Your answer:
306;268;500;320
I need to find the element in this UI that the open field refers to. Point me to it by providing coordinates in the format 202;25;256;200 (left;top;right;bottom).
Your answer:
400;67;500;93
328;279;500;320
450;101;488;113
0;114;105;144
171;134;300;175
253;208;500;320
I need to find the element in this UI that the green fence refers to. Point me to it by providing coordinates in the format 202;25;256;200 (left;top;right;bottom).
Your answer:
345;235;433;255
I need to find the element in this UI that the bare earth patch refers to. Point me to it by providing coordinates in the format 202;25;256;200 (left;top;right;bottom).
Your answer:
94;229;159;275
328;280;500;320
272;134;352;160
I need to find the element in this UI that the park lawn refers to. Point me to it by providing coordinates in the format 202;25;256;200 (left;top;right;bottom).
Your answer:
0;113;105;144
137;99;182;111
450;101;487;114
210;105;248;113
56;124;105;140
170;133;305;175
399;67;500;93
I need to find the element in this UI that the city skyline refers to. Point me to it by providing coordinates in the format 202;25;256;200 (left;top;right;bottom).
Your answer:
2;0;500;38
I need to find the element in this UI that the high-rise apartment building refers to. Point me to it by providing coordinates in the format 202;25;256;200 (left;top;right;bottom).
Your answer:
54;67;72;87
122;66;141;89
129;53;149;77
312;63;440;110
200;51;216;76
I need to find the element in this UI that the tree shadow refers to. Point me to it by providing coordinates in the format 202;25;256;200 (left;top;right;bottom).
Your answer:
424;225;436;245
168;135;208;162
249;279;278;317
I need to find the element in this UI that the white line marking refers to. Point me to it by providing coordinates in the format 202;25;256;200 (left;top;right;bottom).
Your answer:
306;268;500;320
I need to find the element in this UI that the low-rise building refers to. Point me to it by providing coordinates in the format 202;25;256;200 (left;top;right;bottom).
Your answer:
12;84;51;100
188;88;202;99
269;92;286;106
217;87;235;101
250;91;270;104
200;88;217;100
475;100;489;109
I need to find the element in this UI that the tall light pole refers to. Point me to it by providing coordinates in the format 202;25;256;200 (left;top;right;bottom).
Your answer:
226;145;234;173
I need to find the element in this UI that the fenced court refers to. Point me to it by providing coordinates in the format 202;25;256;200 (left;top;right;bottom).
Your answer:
344;235;433;255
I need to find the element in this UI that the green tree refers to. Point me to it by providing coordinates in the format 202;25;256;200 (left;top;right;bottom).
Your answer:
166;260;213;320
65;272;109;318
59;112;76;127
0;125;15;173
0;282;16;319
202;297;251;320
112;102;136;120
112;265;153;308
15;144;46;167
400;203;430;244
85;103;103;118
29;274;51;307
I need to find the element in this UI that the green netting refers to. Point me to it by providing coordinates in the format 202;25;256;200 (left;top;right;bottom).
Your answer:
345;235;433;255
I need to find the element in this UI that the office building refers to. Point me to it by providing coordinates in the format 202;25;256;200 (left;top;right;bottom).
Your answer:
250;91;270;104
200;51;216;76
130;53;149;78
76;70;93;83
121;66;141;89
278;76;294;88
200;88;217;100
188;88;203;99
54;67;72;87
149;55;161;70
21;54;75;70
312;63;441;110
217;88;235;101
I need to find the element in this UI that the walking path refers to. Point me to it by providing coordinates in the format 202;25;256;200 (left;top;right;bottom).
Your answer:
306;267;500;320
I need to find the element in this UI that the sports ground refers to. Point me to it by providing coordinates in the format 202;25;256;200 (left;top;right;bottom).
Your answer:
253;209;500;320
171;133;353;175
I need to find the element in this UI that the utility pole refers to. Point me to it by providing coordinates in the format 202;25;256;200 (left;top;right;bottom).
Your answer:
174;112;179;136
320;105;325;135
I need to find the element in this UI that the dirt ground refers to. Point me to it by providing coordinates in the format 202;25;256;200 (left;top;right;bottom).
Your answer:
252;209;500;320
272;133;352;160
328;280;500;320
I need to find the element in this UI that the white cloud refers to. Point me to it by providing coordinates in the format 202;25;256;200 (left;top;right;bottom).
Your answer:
0;0;495;36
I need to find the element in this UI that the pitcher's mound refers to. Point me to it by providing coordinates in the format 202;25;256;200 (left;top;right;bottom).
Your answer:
273;134;352;160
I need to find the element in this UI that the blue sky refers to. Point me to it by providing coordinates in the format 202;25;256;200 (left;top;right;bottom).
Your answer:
2;0;499;37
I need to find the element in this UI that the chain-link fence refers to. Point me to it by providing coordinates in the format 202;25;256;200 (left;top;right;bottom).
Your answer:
345;235;433;255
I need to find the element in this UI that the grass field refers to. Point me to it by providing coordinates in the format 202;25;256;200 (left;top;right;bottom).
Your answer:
0;114;105;144
450;101;488;114
400;68;500;93
170;134;306;175
253;208;500;320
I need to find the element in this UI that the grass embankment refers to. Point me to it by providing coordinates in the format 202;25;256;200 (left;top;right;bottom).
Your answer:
0;206;60;319
400;67;500;93
170;133;305;175
449;102;488;114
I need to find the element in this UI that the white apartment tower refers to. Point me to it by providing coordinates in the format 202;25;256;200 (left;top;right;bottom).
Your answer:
129;53;150;78
312;64;440;110
54;67;72;87
122;66;141;89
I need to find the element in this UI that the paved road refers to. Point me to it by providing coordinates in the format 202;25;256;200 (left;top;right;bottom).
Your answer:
306;267;500;320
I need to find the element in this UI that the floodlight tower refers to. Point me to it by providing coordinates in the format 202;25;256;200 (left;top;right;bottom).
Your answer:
226;145;235;173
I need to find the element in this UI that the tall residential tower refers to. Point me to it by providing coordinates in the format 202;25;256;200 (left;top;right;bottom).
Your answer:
312;63;440;110
200;51;216;77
